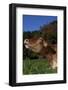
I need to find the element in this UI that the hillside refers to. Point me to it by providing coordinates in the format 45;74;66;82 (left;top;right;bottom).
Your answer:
41;21;57;33
40;20;57;44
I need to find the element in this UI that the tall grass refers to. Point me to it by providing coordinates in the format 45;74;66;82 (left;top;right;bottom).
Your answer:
23;59;57;75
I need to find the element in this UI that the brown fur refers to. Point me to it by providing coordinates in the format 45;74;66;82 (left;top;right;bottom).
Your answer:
24;37;57;69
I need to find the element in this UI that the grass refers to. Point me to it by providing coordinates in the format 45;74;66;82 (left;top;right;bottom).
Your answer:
23;59;57;75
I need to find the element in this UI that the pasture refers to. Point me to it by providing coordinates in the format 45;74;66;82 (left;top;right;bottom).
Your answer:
23;59;57;75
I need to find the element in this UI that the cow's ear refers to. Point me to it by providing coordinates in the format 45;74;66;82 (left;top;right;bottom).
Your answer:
43;40;48;47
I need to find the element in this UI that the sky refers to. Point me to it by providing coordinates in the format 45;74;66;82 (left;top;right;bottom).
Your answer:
23;15;57;32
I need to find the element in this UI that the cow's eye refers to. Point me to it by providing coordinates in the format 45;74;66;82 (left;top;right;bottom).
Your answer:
26;39;29;42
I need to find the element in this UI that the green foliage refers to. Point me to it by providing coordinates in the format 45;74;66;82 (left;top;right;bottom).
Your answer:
23;59;57;74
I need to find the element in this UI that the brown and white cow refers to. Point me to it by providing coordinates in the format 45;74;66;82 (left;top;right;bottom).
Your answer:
24;37;57;69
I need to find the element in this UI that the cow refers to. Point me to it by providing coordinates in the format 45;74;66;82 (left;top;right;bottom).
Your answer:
24;37;57;69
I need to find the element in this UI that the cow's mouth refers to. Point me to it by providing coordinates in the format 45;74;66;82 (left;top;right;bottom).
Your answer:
25;45;29;48
24;43;29;48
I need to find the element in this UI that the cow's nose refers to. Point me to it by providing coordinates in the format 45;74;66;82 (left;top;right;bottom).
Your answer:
24;40;26;44
24;43;27;45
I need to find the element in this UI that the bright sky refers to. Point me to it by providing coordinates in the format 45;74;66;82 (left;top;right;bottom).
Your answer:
23;15;57;32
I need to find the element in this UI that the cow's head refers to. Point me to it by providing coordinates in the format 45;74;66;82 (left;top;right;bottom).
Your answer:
24;37;48;53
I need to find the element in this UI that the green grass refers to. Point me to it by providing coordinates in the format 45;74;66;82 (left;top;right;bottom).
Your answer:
23;59;57;75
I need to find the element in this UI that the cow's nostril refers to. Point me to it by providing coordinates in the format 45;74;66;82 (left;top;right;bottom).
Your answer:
24;43;27;45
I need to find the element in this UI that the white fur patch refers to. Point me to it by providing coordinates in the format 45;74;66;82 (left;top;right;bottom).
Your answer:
25;45;29;48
